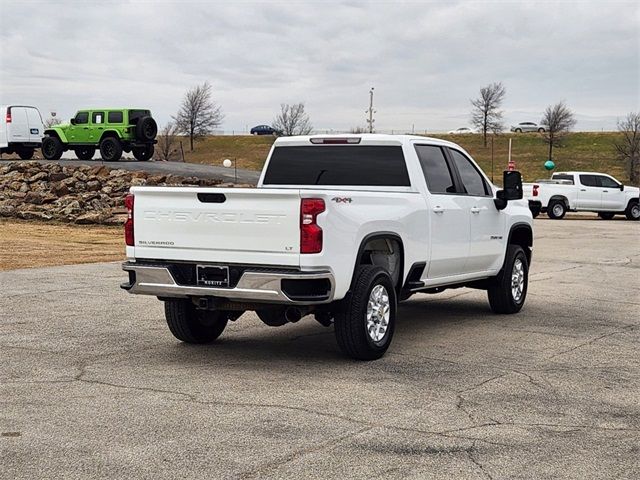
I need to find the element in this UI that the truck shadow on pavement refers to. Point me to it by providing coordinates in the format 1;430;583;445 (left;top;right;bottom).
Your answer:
161;295;493;364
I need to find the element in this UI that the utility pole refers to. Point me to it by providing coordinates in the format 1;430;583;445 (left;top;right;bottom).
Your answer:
365;87;376;133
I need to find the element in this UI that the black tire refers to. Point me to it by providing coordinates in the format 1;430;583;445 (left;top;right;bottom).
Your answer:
164;299;228;344
547;200;567;219
74;147;95;161
136;116;158;141
598;212;615;220
17;148;34;160
487;245;529;314
531;210;540;219
99;137;123;162
132;144;154;161
334;265;397;360
515;128;522;133
625;200;640;221
538;127;545;133
42;136;63;160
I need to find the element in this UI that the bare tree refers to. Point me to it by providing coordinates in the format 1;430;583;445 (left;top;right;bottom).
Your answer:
173;82;224;151
155;122;180;162
614;112;640;184
272;103;313;136
44;117;61;128
540;101;576;160
470;82;506;147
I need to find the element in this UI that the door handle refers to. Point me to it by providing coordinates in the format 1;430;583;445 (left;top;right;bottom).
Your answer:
580;189;586;192
470;207;481;214
432;207;444;214
83;127;89;130
603;190;608;193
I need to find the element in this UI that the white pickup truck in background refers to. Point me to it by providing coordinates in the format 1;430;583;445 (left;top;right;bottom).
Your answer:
122;134;533;360
524;171;640;220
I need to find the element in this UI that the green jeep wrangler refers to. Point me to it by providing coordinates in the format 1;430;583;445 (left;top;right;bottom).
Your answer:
42;109;158;162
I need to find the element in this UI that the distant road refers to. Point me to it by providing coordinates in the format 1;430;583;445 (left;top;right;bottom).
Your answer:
10;158;261;184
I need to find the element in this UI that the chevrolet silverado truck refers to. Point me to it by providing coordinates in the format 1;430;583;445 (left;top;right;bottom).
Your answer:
121;134;533;360
524;171;640;220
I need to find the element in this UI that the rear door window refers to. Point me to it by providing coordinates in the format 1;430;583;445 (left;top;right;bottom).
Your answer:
551;174;574;184
414;145;456;194
579;175;598;187
263;145;410;186
92;112;104;124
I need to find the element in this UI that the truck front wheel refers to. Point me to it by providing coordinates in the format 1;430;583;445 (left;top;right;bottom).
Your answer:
164;299;228;344
334;266;397;360
487;245;529;314
625;201;640;221
42;136;63;160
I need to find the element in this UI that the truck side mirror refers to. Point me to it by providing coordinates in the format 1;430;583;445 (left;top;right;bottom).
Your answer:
495;170;523;210
619;184;624;191
70;118;76;125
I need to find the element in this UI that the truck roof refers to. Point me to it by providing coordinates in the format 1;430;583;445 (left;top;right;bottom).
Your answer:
274;133;460;148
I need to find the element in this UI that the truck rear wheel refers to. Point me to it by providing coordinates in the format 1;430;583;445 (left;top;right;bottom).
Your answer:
17;148;35;160
99;137;123;162
132;144;154;161
547;200;566;219
334;265;396;360
42;136;63;160
487;245;528;314
164;299;228;344
598;212;615;220
74;147;95;160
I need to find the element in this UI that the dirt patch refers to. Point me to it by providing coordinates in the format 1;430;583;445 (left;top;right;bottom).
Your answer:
0;219;124;270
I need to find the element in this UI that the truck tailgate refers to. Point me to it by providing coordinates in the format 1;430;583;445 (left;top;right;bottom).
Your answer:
130;186;301;266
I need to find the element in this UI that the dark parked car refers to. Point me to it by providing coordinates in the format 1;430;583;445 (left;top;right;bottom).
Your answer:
250;125;281;136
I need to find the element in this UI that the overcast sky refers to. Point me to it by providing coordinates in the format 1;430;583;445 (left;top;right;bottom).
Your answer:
1;0;638;132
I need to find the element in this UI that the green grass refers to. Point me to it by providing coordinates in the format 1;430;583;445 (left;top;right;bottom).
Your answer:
183;132;632;184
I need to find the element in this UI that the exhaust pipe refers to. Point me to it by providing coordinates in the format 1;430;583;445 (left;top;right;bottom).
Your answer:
285;307;309;323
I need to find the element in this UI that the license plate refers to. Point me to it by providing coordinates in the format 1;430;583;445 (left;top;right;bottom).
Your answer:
196;265;229;287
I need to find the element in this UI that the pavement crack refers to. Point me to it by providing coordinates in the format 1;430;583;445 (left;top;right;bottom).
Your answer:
466;441;494;480
547;325;635;360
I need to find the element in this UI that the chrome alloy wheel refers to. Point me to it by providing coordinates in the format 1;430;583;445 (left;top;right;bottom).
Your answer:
366;284;391;343
631;204;640;219
511;258;525;303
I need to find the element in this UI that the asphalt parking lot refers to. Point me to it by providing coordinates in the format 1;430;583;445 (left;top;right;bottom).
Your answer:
1;217;638;479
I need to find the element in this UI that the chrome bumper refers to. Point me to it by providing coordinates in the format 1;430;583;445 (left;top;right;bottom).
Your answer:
121;262;335;304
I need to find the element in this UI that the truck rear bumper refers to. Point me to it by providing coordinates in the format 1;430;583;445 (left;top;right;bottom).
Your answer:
121;262;335;305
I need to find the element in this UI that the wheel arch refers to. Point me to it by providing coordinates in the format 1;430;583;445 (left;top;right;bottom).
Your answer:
626;197;639;210
44;128;67;143
351;232;405;294
99;129;123;142
549;195;570;209
507;222;533;264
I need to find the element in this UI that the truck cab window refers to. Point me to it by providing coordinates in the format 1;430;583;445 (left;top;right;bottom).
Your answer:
597;176;619;188
579;175;598;187
414;145;456;194
449;149;489;196
75;112;89;124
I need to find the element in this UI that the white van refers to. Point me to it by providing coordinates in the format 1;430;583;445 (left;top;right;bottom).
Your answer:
0;105;45;159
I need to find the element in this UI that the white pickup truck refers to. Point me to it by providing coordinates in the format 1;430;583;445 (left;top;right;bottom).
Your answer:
524;171;640;220
122;135;533;360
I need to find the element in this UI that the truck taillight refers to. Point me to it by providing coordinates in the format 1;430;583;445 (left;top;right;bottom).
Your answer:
533;184;539;197
5;111;11;123
124;194;134;246
300;198;325;254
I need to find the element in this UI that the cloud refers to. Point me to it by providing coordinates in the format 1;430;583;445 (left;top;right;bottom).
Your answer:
0;0;637;132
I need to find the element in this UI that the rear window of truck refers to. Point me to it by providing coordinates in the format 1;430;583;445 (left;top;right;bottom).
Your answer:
551;174;574;184
262;146;410;186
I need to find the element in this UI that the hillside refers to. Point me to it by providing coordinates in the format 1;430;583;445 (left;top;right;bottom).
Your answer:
182;132;631;184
